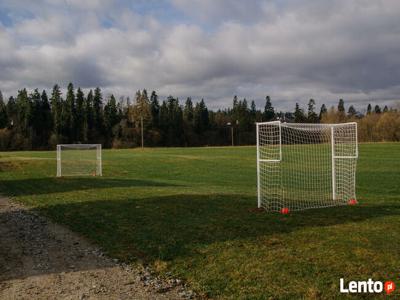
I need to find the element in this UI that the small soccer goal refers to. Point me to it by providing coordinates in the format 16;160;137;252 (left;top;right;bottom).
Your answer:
56;144;102;177
256;121;358;212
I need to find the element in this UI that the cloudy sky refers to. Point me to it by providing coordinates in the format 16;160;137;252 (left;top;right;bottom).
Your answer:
0;0;399;111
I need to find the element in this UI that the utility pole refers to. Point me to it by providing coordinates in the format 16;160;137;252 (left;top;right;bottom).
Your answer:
227;122;234;146
141;116;144;148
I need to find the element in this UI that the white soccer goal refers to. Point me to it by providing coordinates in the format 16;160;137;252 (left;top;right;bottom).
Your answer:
56;144;102;177
256;121;358;212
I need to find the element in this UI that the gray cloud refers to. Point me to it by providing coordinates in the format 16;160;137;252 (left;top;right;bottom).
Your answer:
0;0;399;111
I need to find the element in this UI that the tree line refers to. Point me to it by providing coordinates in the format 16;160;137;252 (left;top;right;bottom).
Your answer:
0;84;398;150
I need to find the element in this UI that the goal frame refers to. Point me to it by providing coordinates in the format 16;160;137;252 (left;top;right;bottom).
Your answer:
256;121;358;211
56;144;102;177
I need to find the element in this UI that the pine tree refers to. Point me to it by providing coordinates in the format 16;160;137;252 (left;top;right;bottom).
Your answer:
374;105;381;114
12;88;33;148
165;96;184;146
6;96;17;128
338;99;345;112
367;103;372;115
264;96;275;121
50;84;63;137
62;83;76;142
104;94;119;147
0;91;8;128
319;104;327;120
200;99;209;130
85;89;94;142
239;98;252;131
93;87;104;139
30;89;42;147
194;99;209;134
347;105;357;117
41;90;52;147
337;99;346;120
233;95;238;109
159;100;168;130
75;88;85;142
184;97;194;123
108;95;119;126
250;100;256;117
150;91;160;128
16;89;32;135
383;105;389;113
294;103;306;123
307;99;318;123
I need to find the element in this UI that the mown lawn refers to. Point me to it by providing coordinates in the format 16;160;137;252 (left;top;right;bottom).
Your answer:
0;143;399;299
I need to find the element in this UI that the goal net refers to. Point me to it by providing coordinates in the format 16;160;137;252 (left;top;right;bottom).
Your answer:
256;121;358;212
57;144;102;177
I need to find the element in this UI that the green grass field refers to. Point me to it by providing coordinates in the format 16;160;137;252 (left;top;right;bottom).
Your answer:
0;143;399;299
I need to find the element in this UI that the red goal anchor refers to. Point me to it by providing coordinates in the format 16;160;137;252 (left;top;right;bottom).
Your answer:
348;199;358;205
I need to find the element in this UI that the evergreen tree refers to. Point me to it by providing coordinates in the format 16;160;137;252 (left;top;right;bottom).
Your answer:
150;91;160;127
166;96;184;146
50;84;63;137
0;91;8;128
250;100;256;117
347;105;357;117
30;89;42;147
85;89;94;142
194;99;209;134
104;94;119;147
16;89;32;135
93;87;104;139
367;103;372;114
233;95;238;109
184;97;194;123
6;96;17;128
338;98;345;120
319;104;327;120
2;83;400;149
307;99;318;123
383;105;389;113
62;83;76;142
264;96;275;121
75;88;85;142
337;99;346;122
107;94;119;126
12;88;33;148
338;99;345;112
238;98;252;131
159;100;168;133
294;103;306;123
41;90;52;147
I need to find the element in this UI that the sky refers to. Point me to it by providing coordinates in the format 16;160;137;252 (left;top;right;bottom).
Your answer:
0;0;399;111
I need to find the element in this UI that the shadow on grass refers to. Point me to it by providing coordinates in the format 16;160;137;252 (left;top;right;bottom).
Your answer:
0;177;179;196
36;194;400;264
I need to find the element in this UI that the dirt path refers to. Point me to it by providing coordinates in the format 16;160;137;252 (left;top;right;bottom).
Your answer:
0;197;191;300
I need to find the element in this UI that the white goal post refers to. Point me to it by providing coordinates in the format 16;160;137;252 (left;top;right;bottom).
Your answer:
57;144;102;177
256;121;358;212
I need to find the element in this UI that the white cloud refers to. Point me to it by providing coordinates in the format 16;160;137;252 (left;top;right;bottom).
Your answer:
0;0;399;111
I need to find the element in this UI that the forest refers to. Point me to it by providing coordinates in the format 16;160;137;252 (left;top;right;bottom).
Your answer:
0;83;399;150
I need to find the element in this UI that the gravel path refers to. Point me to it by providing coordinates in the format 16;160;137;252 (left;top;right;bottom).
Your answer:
0;197;192;300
